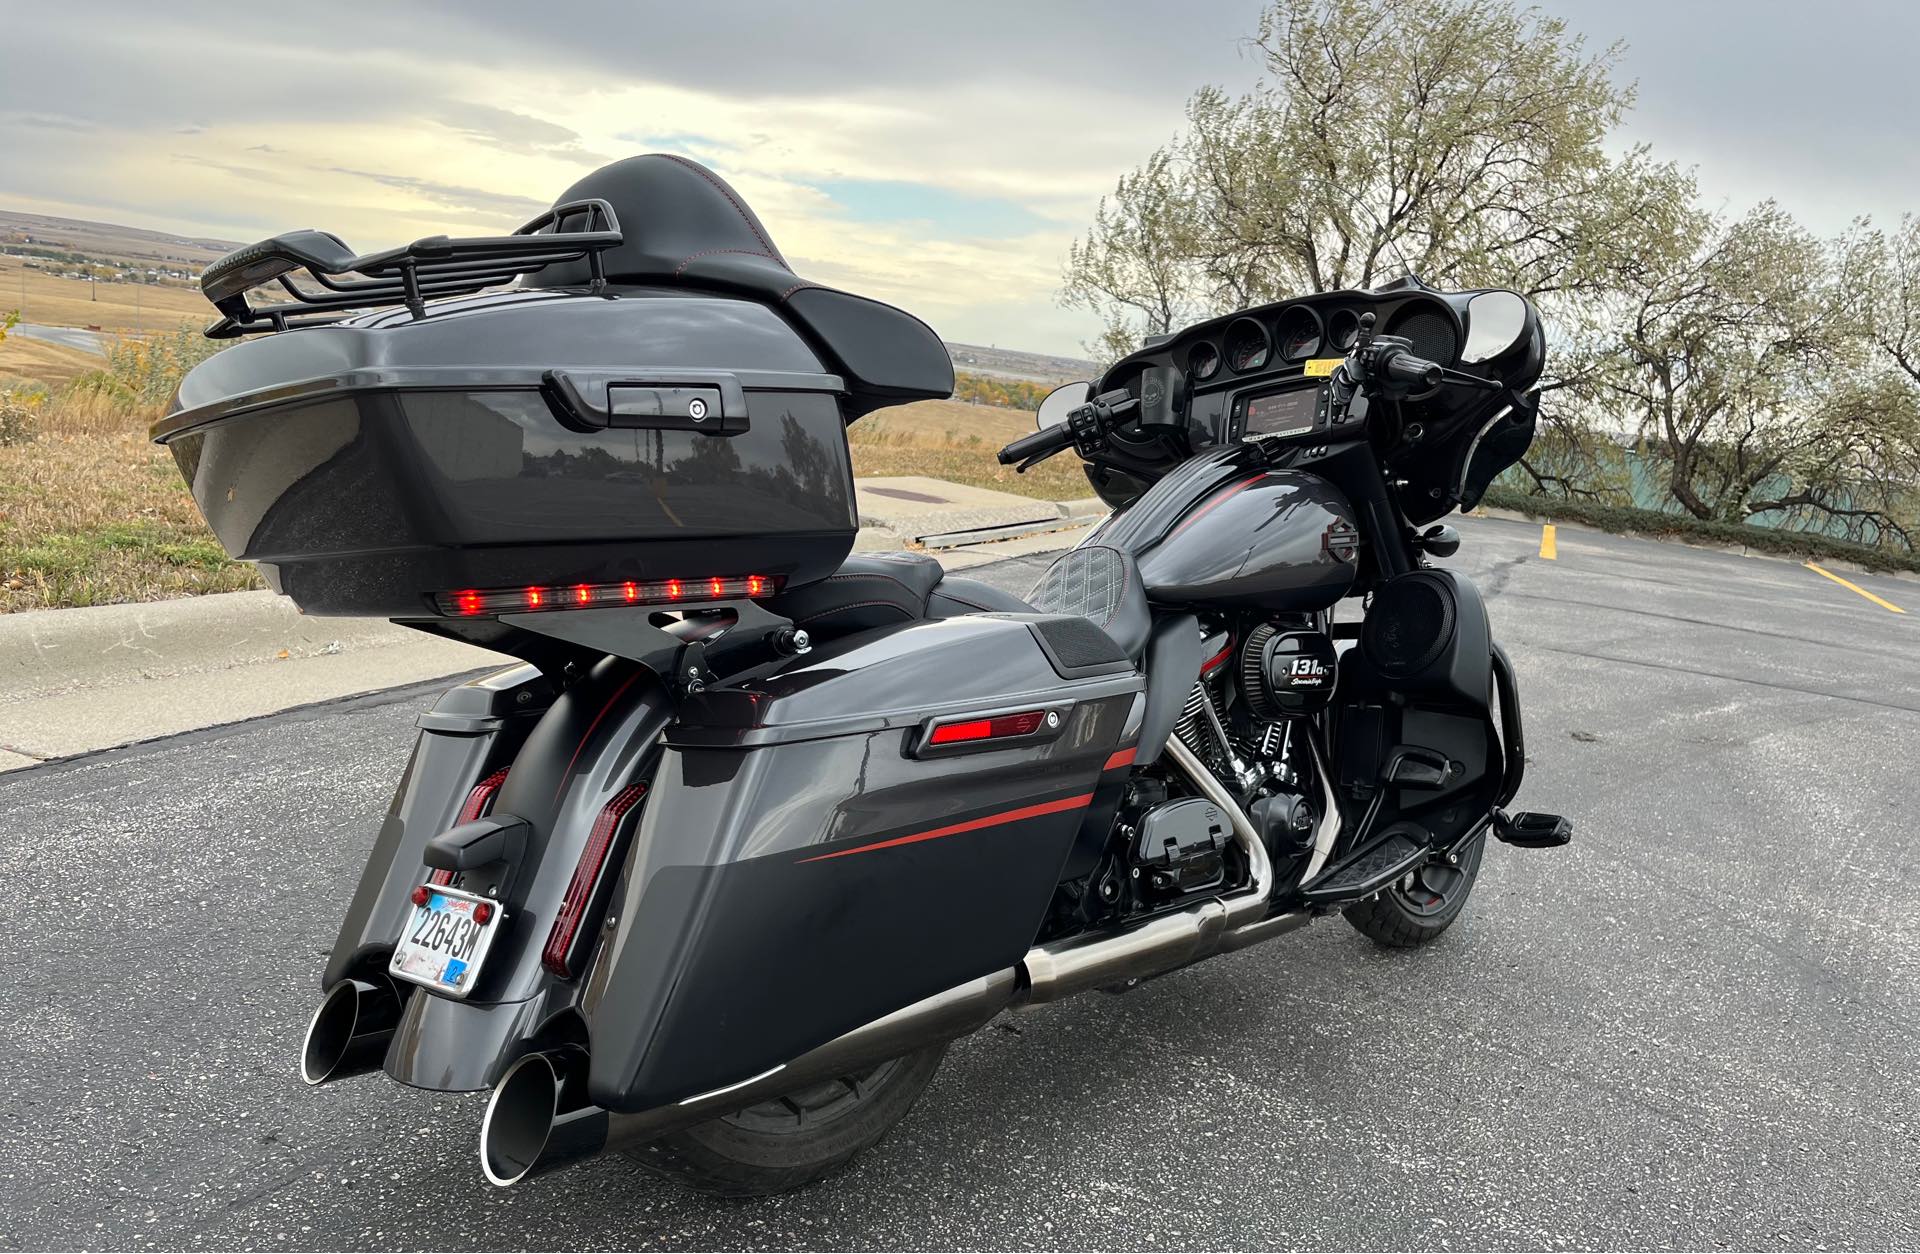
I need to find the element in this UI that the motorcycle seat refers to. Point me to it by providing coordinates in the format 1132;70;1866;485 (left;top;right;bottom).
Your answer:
765;548;1149;664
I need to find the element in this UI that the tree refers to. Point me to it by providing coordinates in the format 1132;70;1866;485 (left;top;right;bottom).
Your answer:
1061;0;1698;362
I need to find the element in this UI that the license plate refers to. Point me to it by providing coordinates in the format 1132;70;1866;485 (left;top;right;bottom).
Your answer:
389;885;504;998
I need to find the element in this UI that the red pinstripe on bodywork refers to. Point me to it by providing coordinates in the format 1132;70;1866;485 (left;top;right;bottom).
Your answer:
796;792;1095;863
1102;747;1137;772
1169;473;1268;539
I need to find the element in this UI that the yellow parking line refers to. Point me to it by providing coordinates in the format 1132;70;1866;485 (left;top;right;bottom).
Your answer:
1539;524;1557;560
1804;562;1905;614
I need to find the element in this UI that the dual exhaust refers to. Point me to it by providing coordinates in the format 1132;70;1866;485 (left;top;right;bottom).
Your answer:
307;737;1328;1186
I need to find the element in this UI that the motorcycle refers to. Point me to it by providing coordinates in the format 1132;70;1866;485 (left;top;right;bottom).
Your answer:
158;154;1570;1197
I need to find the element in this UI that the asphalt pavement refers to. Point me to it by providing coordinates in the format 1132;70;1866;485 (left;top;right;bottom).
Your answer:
10;324;108;354
3;517;1917;1250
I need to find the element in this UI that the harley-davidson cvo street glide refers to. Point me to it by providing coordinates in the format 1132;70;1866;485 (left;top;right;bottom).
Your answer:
157;154;1570;1196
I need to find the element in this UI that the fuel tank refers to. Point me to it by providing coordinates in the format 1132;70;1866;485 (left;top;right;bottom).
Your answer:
1092;448;1359;610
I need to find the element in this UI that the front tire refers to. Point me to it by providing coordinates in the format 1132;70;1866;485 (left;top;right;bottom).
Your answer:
624;1042;947;1197
1342;830;1486;947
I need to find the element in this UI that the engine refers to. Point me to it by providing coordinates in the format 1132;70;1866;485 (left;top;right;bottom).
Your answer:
1110;621;1335;911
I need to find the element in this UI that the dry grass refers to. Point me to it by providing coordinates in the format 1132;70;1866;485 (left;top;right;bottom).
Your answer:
0;334;102;389
1;254;208;333
848;398;1091;501
0;391;1083;614
0;394;260;611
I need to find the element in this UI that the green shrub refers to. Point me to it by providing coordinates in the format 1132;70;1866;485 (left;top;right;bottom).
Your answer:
1480;487;1920;574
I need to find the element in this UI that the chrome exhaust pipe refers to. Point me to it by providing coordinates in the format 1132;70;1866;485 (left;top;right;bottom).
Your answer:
481;969;1022;1186
301;978;405;1086
480;739;1332;1184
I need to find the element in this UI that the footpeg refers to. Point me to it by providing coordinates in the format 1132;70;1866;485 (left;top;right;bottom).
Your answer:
1298;828;1428;903
1493;809;1572;849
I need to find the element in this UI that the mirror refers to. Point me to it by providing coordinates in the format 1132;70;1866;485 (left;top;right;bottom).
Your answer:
1461;290;1529;364
1035;381;1091;430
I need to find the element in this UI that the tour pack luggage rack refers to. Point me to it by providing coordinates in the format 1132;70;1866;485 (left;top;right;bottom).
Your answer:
199;198;623;338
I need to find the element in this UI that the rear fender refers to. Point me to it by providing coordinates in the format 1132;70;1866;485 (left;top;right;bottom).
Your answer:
322;664;553;990
381;657;673;1091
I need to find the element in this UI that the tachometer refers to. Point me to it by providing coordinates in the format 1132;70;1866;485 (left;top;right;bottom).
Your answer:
1275;306;1322;361
1224;318;1269;373
1327;308;1361;352
1188;341;1220;381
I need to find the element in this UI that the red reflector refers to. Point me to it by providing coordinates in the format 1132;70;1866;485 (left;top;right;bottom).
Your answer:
928;711;1048;745
541;783;649;979
473;902;494;925
430;767;508;886
930;718;992;744
410;885;431;906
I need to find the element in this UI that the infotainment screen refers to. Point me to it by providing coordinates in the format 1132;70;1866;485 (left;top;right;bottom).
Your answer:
1242;384;1327;439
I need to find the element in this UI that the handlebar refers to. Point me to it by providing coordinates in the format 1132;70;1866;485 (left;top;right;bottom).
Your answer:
997;390;1139;469
1377;347;1443;390
996;422;1075;466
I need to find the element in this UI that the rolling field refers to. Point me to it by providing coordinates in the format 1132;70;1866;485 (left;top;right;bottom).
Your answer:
0;333;102;388
0;254;208;334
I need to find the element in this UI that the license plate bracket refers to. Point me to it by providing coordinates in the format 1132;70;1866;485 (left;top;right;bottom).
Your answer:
389;885;505;999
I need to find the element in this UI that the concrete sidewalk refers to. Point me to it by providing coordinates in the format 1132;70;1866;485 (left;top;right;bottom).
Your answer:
0;498;1103;771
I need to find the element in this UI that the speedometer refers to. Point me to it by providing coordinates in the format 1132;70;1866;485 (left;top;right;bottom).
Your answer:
1224;318;1269;373
1275;306;1322;361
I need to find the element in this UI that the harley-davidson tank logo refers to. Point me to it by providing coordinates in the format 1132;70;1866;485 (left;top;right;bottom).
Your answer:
1323;519;1360;563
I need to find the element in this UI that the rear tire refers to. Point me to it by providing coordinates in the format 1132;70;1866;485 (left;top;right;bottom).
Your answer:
1342;830;1486;947
624;1043;947;1197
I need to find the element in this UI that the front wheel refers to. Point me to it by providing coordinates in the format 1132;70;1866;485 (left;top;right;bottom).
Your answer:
1342;830;1486;947
624;1042;947;1197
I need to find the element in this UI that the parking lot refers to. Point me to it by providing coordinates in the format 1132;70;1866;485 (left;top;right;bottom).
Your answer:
3;515;1917;1250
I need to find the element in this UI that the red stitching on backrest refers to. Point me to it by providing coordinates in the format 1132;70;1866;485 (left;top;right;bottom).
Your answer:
662;154;789;266
674;246;775;277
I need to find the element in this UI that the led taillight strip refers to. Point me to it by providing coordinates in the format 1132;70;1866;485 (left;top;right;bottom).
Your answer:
429;767;510;886
541;783;649;979
436;574;782;617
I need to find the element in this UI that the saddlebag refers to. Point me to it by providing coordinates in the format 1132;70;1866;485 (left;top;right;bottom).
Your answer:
578;613;1143;1112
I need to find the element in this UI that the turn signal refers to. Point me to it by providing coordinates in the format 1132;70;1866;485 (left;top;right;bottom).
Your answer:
541;784;649;979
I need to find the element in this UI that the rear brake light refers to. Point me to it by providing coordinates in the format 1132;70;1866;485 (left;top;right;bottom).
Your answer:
429;767;509;886
928;710;1048;745
436;575;782;617
541;783;649;979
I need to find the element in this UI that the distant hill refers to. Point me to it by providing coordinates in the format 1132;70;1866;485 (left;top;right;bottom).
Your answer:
0;210;241;270
943;342;1094;385
0;211;1095;374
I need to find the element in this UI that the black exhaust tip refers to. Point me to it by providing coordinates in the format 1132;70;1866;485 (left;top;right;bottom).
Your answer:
300;978;402;1086
480;1050;609;1187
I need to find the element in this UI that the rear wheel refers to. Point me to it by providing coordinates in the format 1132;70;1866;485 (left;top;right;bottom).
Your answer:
1342;830;1485;947
624;1043;947;1197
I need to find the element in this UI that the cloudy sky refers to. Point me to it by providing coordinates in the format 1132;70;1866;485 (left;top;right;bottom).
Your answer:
2;0;1914;356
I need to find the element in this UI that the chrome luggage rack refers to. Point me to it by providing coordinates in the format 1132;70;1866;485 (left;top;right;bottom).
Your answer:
199;198;623;338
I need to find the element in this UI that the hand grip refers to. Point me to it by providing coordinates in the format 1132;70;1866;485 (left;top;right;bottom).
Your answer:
996;422;1075;466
